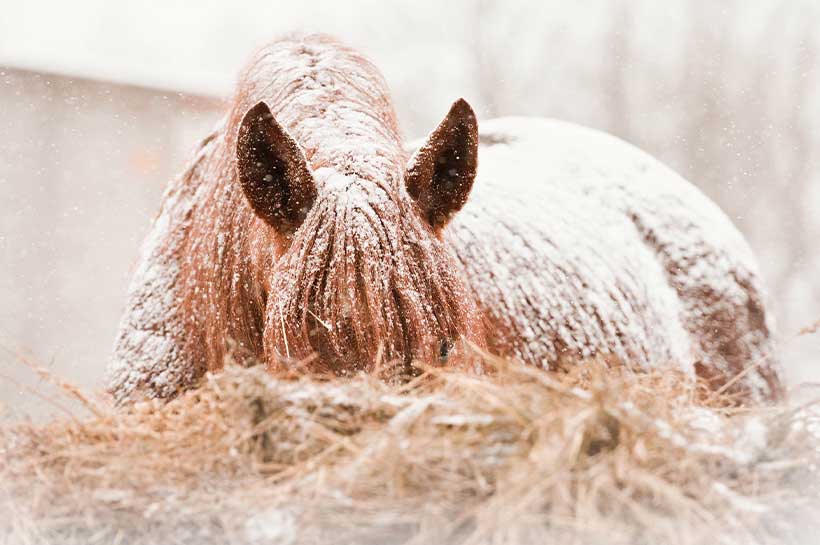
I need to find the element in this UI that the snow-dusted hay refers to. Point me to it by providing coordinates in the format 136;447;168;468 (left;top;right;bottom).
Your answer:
108;34;782;403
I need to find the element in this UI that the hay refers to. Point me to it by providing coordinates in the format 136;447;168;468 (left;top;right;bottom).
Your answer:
1;355;819;545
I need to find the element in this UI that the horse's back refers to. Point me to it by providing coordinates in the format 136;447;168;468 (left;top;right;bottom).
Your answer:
446;117;780;401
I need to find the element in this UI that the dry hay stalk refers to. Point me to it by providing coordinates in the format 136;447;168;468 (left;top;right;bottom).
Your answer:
1;354;819;545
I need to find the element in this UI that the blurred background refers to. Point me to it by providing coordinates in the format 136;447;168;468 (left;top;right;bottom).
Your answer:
1;0;818;417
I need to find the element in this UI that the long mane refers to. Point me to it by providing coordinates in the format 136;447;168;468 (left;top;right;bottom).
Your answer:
168;34;481;375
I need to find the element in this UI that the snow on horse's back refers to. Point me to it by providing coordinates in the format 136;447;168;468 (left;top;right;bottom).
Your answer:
450;117;780;401
107;34;782;404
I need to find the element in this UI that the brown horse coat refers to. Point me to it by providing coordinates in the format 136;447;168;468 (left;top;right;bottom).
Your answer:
108;34;782;403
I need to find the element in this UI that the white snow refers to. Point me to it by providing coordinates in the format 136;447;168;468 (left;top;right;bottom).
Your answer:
446;117;776;400
243;507;296;544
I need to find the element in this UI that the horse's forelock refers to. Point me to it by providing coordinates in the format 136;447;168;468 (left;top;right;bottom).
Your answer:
263;192;479;373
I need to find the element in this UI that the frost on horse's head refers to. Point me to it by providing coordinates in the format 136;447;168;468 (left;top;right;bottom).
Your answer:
229;41;484;373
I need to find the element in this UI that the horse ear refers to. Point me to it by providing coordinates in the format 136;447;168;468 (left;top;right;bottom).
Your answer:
405;98;478;230
235;101;317;235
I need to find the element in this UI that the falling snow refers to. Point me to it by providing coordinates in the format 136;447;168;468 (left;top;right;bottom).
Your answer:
107;35;780;404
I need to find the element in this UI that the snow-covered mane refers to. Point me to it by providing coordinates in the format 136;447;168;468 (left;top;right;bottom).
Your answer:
225;34;405;188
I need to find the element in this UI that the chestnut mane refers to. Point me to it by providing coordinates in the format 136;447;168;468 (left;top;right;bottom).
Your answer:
166;35;481;377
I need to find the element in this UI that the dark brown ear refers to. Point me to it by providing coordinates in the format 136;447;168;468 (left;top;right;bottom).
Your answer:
235;101;316;235
405;98;478;230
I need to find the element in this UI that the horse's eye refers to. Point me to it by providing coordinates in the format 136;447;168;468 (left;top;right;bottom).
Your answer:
439;339;454;363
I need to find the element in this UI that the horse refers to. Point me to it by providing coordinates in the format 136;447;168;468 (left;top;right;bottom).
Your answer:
108;34;782;404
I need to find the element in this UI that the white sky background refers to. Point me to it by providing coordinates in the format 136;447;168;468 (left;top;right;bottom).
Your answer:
0;0;803;136
0;0;508;141
0;0;692;131
0;0;698;143
0;0;474;95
